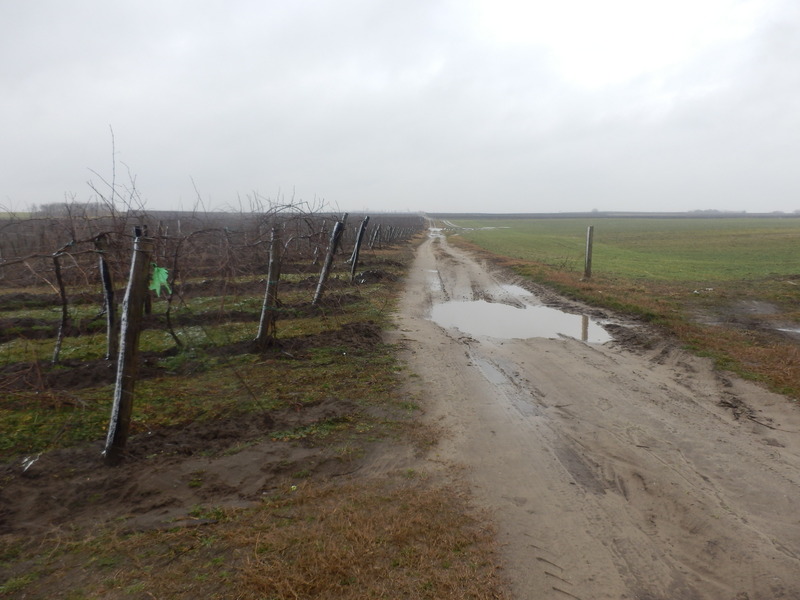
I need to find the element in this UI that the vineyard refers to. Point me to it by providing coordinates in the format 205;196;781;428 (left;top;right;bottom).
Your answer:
0;203;423;463
0;205;517;599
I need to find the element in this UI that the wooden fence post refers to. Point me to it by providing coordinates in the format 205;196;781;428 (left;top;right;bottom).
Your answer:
103;228;153;466
255;226;282;348
583;225;594;280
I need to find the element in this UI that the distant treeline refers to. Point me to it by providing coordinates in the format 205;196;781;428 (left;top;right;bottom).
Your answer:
31;202;111;217
427;210;800;220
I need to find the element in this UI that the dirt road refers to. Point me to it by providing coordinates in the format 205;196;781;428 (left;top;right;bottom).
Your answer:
393;230;800;599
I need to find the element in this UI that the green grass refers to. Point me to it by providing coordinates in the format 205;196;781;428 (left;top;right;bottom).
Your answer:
0;260;405;461
0;336;400;462
447;216;800;398
0;273;392;359
452;217;800;282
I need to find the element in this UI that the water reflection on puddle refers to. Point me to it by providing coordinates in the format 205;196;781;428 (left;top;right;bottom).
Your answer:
430;300;611;343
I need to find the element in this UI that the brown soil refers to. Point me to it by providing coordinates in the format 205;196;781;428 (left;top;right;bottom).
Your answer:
0;396;372;536
0;308;401;542
389;231;800;599
695;297;800;343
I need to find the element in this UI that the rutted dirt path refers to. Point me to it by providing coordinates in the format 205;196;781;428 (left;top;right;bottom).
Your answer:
394;231;800;599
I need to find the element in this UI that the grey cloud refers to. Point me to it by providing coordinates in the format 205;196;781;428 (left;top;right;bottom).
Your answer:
2;0;799;213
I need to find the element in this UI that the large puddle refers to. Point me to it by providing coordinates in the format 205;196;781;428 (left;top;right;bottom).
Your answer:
430;299;611;343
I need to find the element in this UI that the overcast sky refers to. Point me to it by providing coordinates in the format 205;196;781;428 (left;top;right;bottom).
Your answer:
2;0;798;214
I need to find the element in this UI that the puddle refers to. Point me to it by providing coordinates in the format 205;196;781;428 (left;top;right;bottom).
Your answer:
425;269;444;294
500;284;534;297
776;327;800;336
430;299;611;343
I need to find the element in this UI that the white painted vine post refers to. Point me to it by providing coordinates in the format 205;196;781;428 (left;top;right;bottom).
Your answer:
583;225;594;280
104;228;153;466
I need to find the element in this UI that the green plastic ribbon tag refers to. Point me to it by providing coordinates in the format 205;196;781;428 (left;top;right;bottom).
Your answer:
149;264;172;297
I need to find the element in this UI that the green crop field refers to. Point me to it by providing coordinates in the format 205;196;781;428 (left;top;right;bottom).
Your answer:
439;215;800;399
449;217;800;283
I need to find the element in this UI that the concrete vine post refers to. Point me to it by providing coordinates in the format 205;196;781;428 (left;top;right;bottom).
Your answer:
255;226;282;348
94;233;117;361
369;223;382;249
312;222;327;266
312;215;347;306
349;215;370;283
103;228;154;466
50;253;69;365
583;225;594;280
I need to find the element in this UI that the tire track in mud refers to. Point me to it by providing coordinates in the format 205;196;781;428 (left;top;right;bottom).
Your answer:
395;231;800;599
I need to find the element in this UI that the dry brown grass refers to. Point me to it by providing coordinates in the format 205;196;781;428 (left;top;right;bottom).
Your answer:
4;477;508;600
240;479;507;599
674;321;800;395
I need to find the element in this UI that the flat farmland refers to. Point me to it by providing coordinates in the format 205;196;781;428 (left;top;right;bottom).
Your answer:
449;216;800;281
443;216;800;397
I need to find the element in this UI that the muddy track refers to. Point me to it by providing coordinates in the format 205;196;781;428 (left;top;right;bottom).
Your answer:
393;232;800;599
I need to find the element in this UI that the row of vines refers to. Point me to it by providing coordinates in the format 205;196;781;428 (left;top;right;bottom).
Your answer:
0;201;425;464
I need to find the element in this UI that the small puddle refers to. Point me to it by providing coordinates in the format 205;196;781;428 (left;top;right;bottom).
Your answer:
776;327;800;336
430;300;611;343
500;284;534;297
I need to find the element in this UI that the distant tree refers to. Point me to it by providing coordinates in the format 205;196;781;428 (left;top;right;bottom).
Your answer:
37;201;108;217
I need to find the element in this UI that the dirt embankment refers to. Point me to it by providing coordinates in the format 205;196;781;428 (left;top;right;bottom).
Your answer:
392;231;800;599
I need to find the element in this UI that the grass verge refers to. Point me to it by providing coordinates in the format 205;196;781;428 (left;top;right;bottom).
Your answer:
1;478;506;600
447;220;800;399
